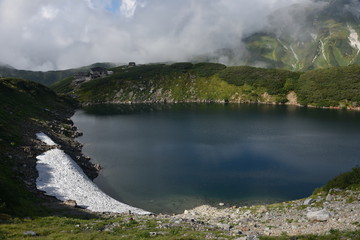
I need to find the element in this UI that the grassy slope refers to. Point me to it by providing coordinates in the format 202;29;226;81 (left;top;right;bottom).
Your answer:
0;78;74;216
52;62;360;109
52;63;300;105
0;215;359;240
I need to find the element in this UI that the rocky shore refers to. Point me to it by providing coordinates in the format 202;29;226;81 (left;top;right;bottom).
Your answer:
175;189;360;238
76;188;357;239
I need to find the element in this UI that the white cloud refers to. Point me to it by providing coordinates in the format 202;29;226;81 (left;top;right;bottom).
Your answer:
0;0;319;70
40;5;59;20
120;0;137;18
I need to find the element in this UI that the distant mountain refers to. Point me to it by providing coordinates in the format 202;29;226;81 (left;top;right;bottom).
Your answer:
0;62;117;86
244;0;360;70
204;0;360;71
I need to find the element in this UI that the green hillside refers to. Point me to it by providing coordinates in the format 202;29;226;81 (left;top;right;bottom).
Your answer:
297;65;360;107
52;62;360;109
53;63;300;105
0;78;75;216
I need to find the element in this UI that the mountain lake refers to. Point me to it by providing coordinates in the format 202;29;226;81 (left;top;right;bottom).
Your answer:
72;103;360;214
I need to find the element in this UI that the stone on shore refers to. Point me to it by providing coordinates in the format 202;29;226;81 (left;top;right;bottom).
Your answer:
303;198;314;205
306;209;330;222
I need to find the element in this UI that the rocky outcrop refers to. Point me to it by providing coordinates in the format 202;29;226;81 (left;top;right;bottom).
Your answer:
286;91;299;106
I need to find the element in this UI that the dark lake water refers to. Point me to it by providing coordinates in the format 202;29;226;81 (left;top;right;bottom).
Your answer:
72;104;360;214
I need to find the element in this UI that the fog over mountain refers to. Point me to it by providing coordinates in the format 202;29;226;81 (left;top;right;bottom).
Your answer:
0;0;353;71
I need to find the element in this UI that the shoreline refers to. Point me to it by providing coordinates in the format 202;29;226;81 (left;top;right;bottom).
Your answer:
80;99;360;112
29;103;360;238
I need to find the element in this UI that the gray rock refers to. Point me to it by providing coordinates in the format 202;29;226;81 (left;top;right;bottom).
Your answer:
247;234;260;240
303;198;314;205
103;222;120;232
23;231;37;236
306;209;330;222
216;223;231;231
235;237;247;240
94;163;102;171
326;194;333;201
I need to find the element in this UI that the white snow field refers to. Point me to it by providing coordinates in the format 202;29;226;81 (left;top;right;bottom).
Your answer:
36;132;57;146
35;132;150;214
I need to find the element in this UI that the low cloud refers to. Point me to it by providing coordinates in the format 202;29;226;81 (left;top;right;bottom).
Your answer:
0;0;321;70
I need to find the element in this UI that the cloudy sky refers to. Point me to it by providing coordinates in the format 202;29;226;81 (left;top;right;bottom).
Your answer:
0;0;312;71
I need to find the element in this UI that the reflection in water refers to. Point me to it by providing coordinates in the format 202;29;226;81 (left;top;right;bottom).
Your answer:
73;104;360;214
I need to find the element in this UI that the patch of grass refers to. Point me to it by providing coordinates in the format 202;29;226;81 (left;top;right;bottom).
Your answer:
316;167;360;193
0;216;232;240
50;76;75;94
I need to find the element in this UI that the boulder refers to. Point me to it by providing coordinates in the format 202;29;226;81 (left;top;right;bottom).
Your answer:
306;209;330;222
247;234;260;240
326;194;333;201
94;163;102;171
63;200;77;207
303;198;314;205
216;223;231;231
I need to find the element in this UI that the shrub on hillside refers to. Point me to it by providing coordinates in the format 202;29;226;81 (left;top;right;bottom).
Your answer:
296;65;360;107
218;66;300;95
320;167;360;192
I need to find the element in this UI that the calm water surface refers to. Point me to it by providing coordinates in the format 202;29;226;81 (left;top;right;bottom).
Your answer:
72;104;360;213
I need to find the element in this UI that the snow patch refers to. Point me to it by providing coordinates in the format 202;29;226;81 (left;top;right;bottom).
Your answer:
36;132;57;146
312;54;318;64
320;40;329;64
290;45;299;70
311;33;317;42
277;38;288;50
348;25;360;53
36;133;150;214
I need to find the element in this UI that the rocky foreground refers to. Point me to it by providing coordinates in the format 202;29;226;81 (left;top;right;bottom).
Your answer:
77;188;359;239
175;189;360;238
